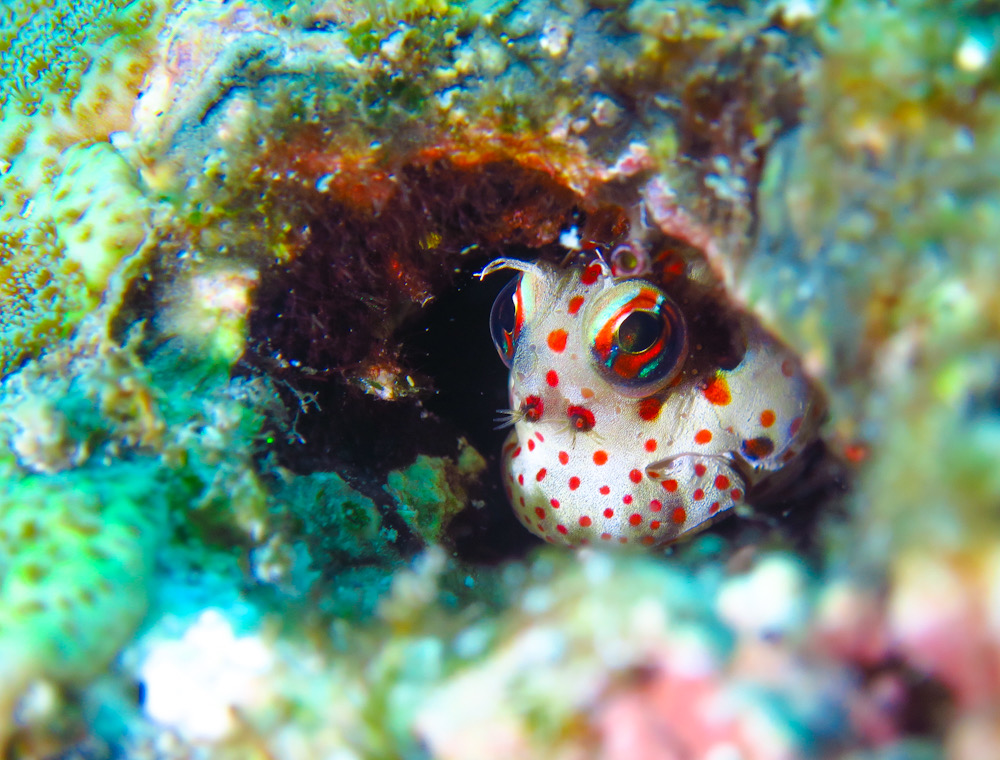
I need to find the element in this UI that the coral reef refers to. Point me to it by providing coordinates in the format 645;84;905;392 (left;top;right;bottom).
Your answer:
0;0;164;375
0;462;164;752
0;0;998;758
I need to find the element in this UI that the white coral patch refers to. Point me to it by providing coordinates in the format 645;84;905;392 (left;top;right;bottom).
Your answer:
139;609;275;742
716;555;808;638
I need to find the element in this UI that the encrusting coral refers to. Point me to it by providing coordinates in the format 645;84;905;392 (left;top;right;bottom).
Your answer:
0;463;164;751
0;0;163;375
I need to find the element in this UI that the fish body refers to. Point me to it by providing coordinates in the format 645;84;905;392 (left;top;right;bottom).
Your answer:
482;256;822;547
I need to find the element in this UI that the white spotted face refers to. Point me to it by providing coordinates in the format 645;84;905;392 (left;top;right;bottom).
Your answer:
481;256;822;548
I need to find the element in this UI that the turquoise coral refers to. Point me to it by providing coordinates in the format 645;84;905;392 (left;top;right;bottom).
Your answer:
385;443;487;546
0;463;164;749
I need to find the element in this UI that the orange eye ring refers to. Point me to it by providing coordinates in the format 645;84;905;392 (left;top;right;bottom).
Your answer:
585;280;687;396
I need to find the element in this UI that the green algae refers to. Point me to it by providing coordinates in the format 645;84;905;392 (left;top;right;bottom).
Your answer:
385;443;487;546
281;470;400;567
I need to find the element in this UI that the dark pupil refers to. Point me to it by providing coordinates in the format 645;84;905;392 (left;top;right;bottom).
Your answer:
617;311;662;354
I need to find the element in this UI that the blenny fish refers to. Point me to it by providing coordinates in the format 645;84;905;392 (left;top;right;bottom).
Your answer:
480;250;823;547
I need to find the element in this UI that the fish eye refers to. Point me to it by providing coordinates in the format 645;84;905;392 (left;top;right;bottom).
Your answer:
585;280;688;396
489;276;523;367
610;242;648;277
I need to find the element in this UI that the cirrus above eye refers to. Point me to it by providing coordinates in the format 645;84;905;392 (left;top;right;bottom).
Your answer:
585;280;688;396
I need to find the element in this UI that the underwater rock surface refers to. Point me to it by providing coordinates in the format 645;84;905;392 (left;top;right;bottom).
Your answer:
0;0;998;757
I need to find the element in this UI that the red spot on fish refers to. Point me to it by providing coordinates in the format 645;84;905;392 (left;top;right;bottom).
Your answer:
581;263;602;285
760;409;776;428
665;258;685;277
536;468;546;481
593;450;608;465
714;475;730;490
662;480;678;492
644;439;657;452
558;451;569;465
629;468;642;483
547;329;568;353
546;370;559;387
695;429;713;445
579;516;592;527
844;442;869;463
742;436;775;460
568;295;584;315
568;406;595;432
638;397;662;421
629;513;642;526
569;476;581;490
671;507;687;524
702;375;732;406
649;499;662;512
522;395;543;422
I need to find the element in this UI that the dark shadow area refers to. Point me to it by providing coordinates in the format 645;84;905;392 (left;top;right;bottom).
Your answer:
244;159;597;561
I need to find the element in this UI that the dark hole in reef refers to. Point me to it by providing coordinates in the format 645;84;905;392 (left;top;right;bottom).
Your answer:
397;261;547;560
243;156;845;565
248;159;583;377
246;159;588;561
